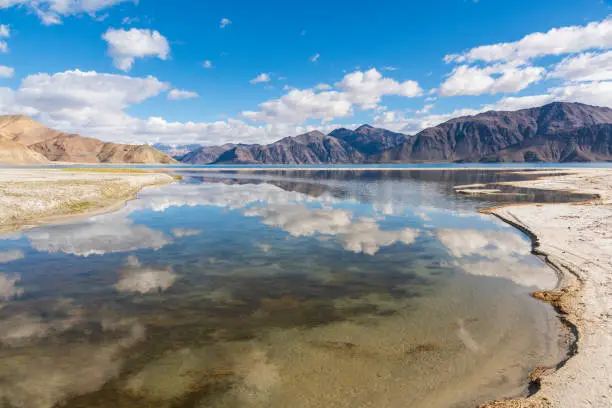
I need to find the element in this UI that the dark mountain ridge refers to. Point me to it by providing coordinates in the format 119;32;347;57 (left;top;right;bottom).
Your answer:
176;102;612;164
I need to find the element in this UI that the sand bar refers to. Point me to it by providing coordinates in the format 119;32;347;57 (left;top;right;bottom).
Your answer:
479;168;612;408
0;168;174;233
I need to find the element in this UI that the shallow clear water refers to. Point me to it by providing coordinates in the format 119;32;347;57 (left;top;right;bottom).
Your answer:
0;170;574;408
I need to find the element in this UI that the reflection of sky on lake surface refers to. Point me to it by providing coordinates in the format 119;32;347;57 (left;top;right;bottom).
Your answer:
0;170;571;408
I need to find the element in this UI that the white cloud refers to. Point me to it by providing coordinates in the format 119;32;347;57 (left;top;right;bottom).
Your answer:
0;65;14;78
315;83;331;90
337;68;422;108
202;60;213;69
436;228;529;260
0;273;22;303
0;317;145;408
7;69;168;131
242;68;421;124
445;17;612;63
0;24;9;53
241;88;353;124
416;104;434;115
0;0;133;25
25;209;172;257
374;107;483;134
171;228;201;238
168;89;199;100
250;73;271;84
439;63;545;96
115;256;177;294
382;66;398;71
310;53;320;63
435;228;556;289
0;249;23;263
550;50;612;82
244;204;420;255
102;28;170;72
220;18;231;28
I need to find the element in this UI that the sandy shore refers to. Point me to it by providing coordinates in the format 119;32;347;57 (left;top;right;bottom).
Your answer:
0;168;175;233
477;168;612;408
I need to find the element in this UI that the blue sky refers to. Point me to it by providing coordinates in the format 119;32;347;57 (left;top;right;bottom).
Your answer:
1;0;612;145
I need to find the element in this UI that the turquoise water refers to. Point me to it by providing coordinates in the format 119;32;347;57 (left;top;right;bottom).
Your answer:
0;170;572;408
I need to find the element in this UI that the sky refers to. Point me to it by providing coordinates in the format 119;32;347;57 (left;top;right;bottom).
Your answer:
1;0;612;146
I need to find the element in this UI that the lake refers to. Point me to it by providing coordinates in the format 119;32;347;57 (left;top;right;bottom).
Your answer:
0;169;581;408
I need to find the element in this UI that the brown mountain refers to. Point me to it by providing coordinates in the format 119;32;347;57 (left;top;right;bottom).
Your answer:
179;144;237;164
0;139;49;165
178;102;612;165
381;102;612;163
0;115;176;165
214;131;364;164
329;124;406;155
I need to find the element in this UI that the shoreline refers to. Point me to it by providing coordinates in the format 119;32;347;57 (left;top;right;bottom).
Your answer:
476;168;612;407
0;169;175;233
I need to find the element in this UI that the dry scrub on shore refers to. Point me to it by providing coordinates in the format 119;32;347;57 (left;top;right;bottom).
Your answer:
0;169;174;232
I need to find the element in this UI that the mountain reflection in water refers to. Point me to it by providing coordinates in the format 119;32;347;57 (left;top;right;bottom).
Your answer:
0;170;575;408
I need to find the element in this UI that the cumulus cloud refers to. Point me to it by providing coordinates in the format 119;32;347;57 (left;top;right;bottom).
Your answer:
242;68;421;124
168;89;199;100
549;50;612;82
102;28;170;71
241;88;353;124
0;0;133;25
0;301;82;346
250;73;271;84
244;204;420;255
0;69;171;140
0;249;24;263
435;228;557;289
0;318;145;408
445;17;612;63
439;63;545;96
25;211;172;257
336;68;422;109
115;256;177;294
0;65;14;78
202;60;213;69
171;228;202;237
220;18;232;28
373;107;483;134
436;228;529;260
0;273;22;303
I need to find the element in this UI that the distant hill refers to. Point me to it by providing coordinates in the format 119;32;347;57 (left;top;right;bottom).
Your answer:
177;102;612;164
214;131;364;164
0;115;176;165
179;144;238;164
380;102;612;163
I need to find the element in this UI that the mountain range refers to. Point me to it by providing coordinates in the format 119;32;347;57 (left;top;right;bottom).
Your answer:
172;102;612;164
2;102;612;166
0;115;176;165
